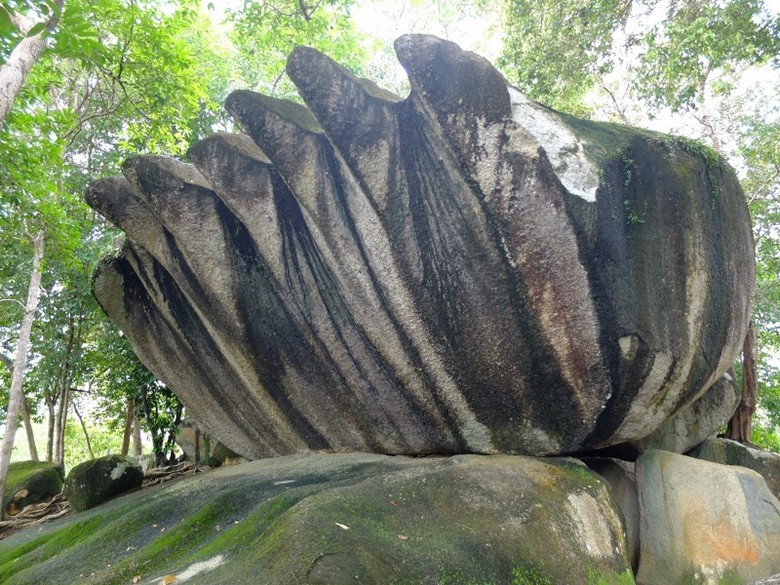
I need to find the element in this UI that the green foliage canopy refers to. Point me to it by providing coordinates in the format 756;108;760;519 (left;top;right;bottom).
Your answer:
228;0;365;98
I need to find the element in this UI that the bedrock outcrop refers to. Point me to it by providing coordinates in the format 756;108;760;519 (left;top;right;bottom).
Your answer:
86;35;754;459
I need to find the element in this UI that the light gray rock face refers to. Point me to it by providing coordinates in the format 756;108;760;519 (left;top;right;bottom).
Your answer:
635;375;740;454
695;438;780;500
586;458;640;572
86;35;754;459
636;450;780;585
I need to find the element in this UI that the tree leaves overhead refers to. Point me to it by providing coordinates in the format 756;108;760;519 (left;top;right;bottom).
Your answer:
637;0;780;110
51;0;218;159
0;0;231;466
228;0;366;98
499;0;780;115
499;0;632;113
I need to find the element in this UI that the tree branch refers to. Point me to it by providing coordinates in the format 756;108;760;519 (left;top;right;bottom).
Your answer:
0;298;26;310
599;78;631;125
0;0;63;130
9;10;36;35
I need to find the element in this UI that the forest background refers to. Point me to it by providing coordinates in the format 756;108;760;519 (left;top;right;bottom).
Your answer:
0;0;778;476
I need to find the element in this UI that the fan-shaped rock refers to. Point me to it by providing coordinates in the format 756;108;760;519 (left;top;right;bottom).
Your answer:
86;35;754;459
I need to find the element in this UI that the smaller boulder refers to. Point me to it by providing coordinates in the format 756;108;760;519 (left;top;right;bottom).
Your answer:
636;450;780;585
585;457;640;572
64;455;143;512
3;461;64;516
175;422;241;466
694;437;780;500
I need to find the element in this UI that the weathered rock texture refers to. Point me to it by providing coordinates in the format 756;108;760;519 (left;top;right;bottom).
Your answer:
2;461;64;517
63;455;143;512
695;437;780;500
86;35;754;459
635;374;740;454
0;453;633;584
636;450;780;585
586;457;640;572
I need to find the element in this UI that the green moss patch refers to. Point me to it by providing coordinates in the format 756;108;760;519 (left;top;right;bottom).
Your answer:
0;453;633;585
3;461;64;517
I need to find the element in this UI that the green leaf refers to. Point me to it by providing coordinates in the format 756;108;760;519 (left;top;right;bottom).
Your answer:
25;21;45;37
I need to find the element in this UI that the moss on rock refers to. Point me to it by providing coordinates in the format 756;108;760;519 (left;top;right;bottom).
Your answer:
0;453;634;584
63;455;143;512
3;461;64;517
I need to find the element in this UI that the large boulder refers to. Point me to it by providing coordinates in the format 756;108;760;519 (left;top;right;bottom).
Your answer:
0;452;634;584
2;461;64;517
85;35;754;459
636;450;780;585
63;455;143;512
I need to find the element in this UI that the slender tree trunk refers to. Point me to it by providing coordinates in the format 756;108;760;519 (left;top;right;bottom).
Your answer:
133;410;142;458
203;433;212;467
52;318;74;462
55;386;69;464
53;310;82;464
45;394;55;461
0;231;45;518
72;402;93;459
162;402;184;464
121;398;134;457
0;2;64;131
0;353;38;460
143;397;164;467
19;396;38;461
726;322;757;443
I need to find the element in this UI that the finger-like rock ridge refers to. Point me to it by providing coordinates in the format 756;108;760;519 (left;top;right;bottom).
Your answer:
87;34;754;459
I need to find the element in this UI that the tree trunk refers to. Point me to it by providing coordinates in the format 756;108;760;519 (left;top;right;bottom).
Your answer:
0;230;45;519
0;353;38;460
133;410;142;458
19;396;39;461
162;402;184;465
72;402;93;459
121;398;134;457
726;321;757;443
0;1;64;130
54;385;69;464
45;394;55;462
53;309;83;464
203;433;213;467
138;387;161;466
